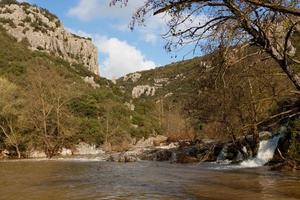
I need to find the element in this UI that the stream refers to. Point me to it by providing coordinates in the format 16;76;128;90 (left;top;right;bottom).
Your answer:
0;160;299;200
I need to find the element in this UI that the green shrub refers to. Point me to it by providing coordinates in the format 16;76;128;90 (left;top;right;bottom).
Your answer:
22;16;31;23
0;0;18;6
0;17;16;28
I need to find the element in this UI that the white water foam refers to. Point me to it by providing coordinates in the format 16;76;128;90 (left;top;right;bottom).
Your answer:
73;142;105;155
240;135;281;168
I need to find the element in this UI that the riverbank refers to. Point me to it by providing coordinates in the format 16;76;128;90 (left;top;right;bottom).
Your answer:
1;129;299;171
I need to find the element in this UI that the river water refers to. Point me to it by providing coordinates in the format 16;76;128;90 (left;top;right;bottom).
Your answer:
0;160;299;200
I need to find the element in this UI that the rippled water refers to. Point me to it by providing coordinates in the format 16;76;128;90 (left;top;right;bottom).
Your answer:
0;160;299;200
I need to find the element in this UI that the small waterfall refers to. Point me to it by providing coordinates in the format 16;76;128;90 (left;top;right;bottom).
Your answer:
240;135;281;168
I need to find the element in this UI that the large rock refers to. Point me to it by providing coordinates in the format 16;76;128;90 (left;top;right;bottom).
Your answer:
135;135;168;148
108;151;139;162
0;3;99;75
132;85;156;98
140;140;224;163
123;73;141;82
0;149;9;159
28;150;46;158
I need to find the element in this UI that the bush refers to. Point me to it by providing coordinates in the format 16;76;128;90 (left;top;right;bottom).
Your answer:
0;18;16;28
0;0;18;6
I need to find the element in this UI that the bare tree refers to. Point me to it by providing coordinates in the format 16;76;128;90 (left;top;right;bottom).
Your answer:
187;47;292;154
25;67;80;158
111;0;300;90
0;77;25;158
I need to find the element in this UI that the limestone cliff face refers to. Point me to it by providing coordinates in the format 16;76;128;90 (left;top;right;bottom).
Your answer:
0;2;99;75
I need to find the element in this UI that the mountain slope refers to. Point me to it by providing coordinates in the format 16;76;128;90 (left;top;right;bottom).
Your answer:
117;44;298;140
0;21;160;157
0;0;99;74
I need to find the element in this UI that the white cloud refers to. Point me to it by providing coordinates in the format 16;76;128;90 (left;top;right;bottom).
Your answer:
94;36;156;79
65;25;157;79
68;0;164;44
68;0;143;21
68;0;207;47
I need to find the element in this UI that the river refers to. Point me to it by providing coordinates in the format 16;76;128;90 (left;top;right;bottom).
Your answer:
0;160;299;200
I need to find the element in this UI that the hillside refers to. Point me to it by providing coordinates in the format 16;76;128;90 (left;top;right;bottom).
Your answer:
0;0;299;160
0;1;161;158
0;0;98;74
117;44;299;140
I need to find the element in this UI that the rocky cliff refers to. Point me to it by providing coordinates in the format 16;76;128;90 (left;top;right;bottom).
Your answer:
0;1;99;75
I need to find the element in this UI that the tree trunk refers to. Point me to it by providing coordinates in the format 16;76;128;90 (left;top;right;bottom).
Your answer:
247;78;260;156
15;145;21;159
252;125;260;156
279;61;300;91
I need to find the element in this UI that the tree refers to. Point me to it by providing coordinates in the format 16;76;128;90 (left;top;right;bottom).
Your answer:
112;0;300;90
25;67;80;158
187;49;292;154
0;77;25;158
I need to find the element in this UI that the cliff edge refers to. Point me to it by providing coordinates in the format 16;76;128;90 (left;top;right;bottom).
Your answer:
0;1;99;75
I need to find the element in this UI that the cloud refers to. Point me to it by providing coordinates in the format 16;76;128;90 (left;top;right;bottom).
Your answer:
67;26;156;78
68;0;164;44
68;0;208;47
94;36;156;79
68;0;143;21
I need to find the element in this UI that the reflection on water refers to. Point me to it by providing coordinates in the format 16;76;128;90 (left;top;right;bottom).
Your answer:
0;160;299;200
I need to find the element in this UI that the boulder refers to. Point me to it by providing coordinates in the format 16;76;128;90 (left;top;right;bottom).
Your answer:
60;148;72;156
135;135;168;148
28;150;46;158
108;152;138;162
259;131;273;141
176;153;198;163
0;149;9;159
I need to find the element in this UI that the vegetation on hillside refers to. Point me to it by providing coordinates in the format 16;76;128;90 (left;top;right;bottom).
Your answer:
0;26;160;158
114;0;300;160
118;44;299;156
0;0;299;164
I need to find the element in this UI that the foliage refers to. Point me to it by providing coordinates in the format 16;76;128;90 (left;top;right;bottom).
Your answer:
0;17;16;28
118;44;295;144
0;77;26;158
0;25;162;157
113;0;300;92
288;119;300;161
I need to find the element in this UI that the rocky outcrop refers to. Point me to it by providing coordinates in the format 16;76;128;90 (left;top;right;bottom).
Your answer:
135;135;168;148
124;101;135;111
0;2;99;74
132;85;156;98
123;72;141;82
108;135;172;162
28;150;47;158
0;149;9;159
83;76;100;88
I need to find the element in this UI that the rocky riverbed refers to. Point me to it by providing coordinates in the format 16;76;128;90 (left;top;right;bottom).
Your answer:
1;128;299;170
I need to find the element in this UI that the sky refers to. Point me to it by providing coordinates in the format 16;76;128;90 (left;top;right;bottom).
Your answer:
19;0;196;79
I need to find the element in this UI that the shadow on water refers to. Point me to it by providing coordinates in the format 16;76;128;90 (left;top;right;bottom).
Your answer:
0;160;299;200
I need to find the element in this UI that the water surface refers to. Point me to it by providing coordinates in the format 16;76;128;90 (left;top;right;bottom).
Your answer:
0;160;299;200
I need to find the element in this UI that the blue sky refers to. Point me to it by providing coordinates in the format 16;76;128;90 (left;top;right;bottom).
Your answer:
21;0;195;79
